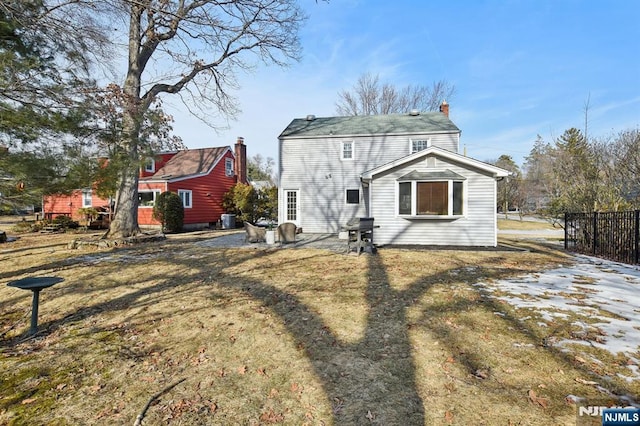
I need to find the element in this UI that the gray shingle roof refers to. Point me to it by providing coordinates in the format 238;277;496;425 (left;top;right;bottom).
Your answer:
397;170;467;181
279;112;460;138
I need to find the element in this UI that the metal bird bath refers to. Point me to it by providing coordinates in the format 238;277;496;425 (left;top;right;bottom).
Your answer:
7;276;64;335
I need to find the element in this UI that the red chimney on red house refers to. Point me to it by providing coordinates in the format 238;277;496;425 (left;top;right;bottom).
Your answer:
439;100;449;117
234;136;247;184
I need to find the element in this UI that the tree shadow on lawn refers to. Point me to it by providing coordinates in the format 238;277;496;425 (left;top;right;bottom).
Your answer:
2;241;635;424
191;249;539;424
2;247;427;423
200;247;638;423
217;251;427;424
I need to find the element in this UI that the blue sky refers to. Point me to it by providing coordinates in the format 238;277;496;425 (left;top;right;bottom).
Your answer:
168;0;640;167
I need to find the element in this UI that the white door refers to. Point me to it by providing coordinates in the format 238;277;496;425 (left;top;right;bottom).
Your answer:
284;190;299;225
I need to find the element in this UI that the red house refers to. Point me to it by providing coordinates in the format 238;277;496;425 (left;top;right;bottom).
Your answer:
43;137;248;230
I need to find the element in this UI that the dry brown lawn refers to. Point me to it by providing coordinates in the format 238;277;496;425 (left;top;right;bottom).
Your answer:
498;218;559;231
0;227;632;425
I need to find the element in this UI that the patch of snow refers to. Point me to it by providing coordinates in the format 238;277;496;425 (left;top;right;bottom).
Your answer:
477;254;640;379
565;394;586;404
513;342;535;348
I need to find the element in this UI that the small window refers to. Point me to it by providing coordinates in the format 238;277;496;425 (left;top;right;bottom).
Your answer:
453;181;463;215
178;190;192;208
82;189;92;207
346;189;359;204
138;190;160;207
144;158;155;173
398;182;411;215
225;158;234;176
342;141;353;160
411;139;430;154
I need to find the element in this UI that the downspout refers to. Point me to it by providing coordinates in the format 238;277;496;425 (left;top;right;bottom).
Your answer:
360;176;371;217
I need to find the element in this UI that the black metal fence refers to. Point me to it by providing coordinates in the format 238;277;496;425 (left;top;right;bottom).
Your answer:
565;210;640;265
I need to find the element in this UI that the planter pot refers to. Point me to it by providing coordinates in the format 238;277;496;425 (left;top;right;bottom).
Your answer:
265;230;276;244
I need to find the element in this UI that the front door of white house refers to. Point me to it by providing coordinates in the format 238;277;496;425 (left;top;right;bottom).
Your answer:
284;190;299;224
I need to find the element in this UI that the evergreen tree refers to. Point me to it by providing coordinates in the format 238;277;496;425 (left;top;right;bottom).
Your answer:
152;191;184;233
0;0;101;144
548;128;600;215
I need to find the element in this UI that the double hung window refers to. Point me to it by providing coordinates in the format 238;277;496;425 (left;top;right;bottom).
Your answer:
82;189;92;207
225;158;234;176
411;139;430;153
342;141;353;160
178;190;192;208
144;158;155;173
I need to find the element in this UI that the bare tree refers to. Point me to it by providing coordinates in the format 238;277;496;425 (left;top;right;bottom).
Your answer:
247;153;276;184
99;0;305;238
611;128;640;205
335;72;455;116
492;154;522;218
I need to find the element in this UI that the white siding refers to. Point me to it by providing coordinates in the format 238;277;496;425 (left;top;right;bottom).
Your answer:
279;132;460;233
369;154;498;246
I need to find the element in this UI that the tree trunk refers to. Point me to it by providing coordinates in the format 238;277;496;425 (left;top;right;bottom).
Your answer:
107;154;140;238
106;5;144;239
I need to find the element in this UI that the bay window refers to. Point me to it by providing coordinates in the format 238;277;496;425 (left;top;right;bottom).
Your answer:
397;171;465;217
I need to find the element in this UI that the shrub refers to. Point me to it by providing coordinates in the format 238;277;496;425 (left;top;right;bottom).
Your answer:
77;207;99;220
222;183;277;224
10;221;33;233
153;191;184;233
53;215;79;229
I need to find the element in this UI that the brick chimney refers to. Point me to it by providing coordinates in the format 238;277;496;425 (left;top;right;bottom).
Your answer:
439;100;449;117
234;136;247;184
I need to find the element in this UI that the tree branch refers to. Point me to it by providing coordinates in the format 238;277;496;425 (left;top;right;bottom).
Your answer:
133;378;186;426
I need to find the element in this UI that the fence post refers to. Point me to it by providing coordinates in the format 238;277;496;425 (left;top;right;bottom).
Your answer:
592;212;598;255
564;212;568;250
633;210;640;265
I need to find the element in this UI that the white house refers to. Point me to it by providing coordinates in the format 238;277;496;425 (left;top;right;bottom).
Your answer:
277;103;509;246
